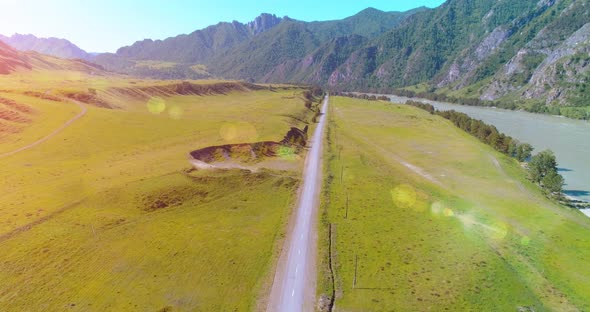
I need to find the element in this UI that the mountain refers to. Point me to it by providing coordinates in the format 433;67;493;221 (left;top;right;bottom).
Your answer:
209;7;425;81
322;0;590;118
0;40;104;75
0;40;31;74
326;0;588;91
90;1;589;118
97;13;282;67
94;8;424;79
0;34;91;60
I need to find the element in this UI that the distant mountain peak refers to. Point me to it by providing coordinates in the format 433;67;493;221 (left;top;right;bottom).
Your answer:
247;13;283;35
0;33;90;60
359;7;384;13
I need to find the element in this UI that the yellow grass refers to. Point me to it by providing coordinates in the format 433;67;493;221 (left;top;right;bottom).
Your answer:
0;73;316;311
318;97;590;311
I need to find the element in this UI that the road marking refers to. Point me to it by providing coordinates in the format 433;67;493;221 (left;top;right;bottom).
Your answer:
271;96;329;311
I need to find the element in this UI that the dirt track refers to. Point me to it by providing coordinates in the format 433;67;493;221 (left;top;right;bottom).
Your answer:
0;99;87;158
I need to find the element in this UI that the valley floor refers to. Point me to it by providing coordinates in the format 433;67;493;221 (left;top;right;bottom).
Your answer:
318;97;590;311
0;75;317;311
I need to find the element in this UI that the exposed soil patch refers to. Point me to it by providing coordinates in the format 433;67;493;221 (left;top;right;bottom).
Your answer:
59;91;113;109
0;97;35;114
141;185;209;212
189;127;308;171
0;108;31;123
22;91;62;102
0;121;21;137
0;97;34;137
107;81;264;102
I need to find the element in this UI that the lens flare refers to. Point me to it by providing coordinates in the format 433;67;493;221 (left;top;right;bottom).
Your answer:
488;222;508;240
457;213;476;227
391;184;417;209
168;105;183;119
147;97;166;114
443;208;454;217
431;201;444;215
220;122;258;142
278;146;296;160
220;124;238;141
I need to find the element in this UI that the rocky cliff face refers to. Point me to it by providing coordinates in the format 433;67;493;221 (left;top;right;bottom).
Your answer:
474;0;590;106
247;14;282;35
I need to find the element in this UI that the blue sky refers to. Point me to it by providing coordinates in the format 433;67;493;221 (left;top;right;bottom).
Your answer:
0;0;445;53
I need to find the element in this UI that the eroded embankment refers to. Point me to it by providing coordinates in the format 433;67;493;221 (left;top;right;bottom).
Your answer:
0;96;35;139
189;127;308;171
50;81;268;109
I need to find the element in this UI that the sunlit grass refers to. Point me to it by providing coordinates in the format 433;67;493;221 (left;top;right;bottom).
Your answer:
0;76;314;310
318;97;590;311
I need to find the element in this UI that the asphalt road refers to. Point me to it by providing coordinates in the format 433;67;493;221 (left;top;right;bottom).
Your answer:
270;95;329;312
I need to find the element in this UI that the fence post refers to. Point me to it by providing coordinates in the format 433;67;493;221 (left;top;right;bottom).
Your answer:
345;193;349;219
353;254;358;289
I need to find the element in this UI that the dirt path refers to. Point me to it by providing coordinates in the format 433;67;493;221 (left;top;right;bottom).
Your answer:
267;95;328;312
0;99;87;158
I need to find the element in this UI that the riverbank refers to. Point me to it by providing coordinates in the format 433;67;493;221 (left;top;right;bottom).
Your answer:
319;96;590;311
390;94;590;218
356;93;590;205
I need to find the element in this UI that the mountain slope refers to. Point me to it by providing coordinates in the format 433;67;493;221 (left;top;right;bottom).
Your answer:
90;1;588;118
328;0;541;89
324;0;589;118
94;9;423;79
0;34;91;60
0;41;31;74
0;41;104;75
114;13;282;63
208;8;425;80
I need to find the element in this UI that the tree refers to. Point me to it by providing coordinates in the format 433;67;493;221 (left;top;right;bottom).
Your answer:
528;149;558;183
515;143;533;162
542;170;564;194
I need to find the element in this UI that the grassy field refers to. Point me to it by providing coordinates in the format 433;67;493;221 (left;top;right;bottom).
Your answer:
318;97;590;311
0;73;317;311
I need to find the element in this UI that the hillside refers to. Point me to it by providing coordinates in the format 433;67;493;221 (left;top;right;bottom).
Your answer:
94;8;423;79
208;8;424;82
315;0;589;118
0;41;31;74
93;13;283;79
336;0;589;119
0;41;104;75
0;33;91;60
29;1;582;118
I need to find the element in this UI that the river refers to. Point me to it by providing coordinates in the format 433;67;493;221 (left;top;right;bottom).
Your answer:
384;95;590;218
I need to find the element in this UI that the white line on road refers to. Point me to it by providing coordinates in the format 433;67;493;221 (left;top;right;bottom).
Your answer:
270;95;329;312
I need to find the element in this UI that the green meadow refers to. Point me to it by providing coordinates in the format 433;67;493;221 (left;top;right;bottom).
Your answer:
318;97;590;311
0;73;314;311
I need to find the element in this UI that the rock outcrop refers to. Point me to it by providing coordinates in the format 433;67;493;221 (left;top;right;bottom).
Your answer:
189;127;308;170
